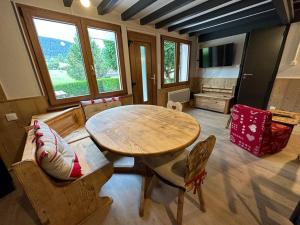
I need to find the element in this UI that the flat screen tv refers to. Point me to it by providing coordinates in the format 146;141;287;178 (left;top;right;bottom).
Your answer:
199;43;234;68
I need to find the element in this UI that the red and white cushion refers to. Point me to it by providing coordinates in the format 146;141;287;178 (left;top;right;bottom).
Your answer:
81;97;122;120
33;120;82;180
230;104;292;157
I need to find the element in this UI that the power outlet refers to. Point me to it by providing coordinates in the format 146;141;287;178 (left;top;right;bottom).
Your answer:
5;113;18;121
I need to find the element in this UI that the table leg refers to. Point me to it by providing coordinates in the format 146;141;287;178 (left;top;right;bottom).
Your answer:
139;168;152;217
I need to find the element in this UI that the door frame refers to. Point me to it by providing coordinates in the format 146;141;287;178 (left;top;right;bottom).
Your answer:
127;31;157;105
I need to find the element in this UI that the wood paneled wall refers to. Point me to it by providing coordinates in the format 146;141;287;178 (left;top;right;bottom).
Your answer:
269;78;300;112
0;95;133;168
0;96;48;168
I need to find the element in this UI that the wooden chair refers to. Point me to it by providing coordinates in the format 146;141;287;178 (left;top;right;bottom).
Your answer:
141;135;216;225
167;100;183;112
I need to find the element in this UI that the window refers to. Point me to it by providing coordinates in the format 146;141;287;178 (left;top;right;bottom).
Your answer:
161;36;190;87
19;5;127;105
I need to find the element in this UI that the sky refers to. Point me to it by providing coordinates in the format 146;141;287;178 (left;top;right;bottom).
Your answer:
33;18;116;48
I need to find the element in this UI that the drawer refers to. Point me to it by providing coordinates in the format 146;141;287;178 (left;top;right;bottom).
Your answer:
195;97;226;112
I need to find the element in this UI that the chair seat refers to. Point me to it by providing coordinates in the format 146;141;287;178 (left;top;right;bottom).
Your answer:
143;150;188;189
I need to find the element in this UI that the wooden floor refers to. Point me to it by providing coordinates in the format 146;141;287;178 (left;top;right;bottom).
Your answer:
1;108;299;225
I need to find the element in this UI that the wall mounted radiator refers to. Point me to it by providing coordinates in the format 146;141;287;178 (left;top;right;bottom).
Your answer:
167;88;190;103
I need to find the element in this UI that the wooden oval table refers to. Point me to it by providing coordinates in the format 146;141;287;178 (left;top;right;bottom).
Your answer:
86;104;200;158
86;105;200;216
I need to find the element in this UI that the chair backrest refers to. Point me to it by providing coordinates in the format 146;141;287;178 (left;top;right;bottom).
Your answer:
185;135;216;184
167;100;183;112
230;104;272;154
81;97;122;120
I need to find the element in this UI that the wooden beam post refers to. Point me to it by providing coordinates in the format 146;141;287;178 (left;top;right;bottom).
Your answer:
122;0;157;21
97;0;119;15
63;0;73;7
140;0;195;25
179;3;274;34
155;0;229;29
272;0;291;24
192;10;278;36
168;0;264;32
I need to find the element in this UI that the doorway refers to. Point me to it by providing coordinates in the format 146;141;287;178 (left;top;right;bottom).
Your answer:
236;25;289;109
128;31;157;104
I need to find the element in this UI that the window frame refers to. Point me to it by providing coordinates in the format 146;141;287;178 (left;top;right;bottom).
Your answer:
161;35;191;88
18;4;127;106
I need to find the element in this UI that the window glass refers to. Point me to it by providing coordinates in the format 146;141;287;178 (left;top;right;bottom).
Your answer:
179;43;189;82
163;40;176;84
33;18;90;99
87;27;122;93
140;46;148;102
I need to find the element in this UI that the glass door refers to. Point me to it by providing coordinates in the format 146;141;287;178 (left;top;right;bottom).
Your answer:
129;41;154;104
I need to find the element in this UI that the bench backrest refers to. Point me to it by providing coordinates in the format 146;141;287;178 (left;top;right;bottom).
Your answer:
202;85;235;96
81;99;122;120
32;107;85;138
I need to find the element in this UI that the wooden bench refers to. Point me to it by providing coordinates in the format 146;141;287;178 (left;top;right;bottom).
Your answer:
12;106;113;225
194;85;235;114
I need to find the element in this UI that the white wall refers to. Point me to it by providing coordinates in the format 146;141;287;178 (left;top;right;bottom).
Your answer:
0;0;188;100
197;34;246;78
0;0;42;99
277;22;300;79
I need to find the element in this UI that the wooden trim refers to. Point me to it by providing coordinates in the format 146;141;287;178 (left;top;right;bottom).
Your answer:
161;35;191;88
17;4;128;106
127;31;157;104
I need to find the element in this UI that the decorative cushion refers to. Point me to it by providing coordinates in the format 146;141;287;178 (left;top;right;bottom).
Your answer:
33;120;82;180
230;104;272;157
230;104;292;157
81;97;122;120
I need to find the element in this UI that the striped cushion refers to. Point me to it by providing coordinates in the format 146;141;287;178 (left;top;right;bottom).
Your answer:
81;97;122;120
33;120;82;180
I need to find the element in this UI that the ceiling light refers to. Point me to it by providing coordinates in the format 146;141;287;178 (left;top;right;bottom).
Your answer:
80;0;91;8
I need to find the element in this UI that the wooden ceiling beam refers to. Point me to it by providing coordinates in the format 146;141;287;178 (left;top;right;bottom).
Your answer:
140;0;195;25
97;0;119;15
191;10;278;36
122;0;157;21
271;0;291;24
180;3;274;34
63;0;73;7
155;0;229;29
198;16;281;42
168;0;264;32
